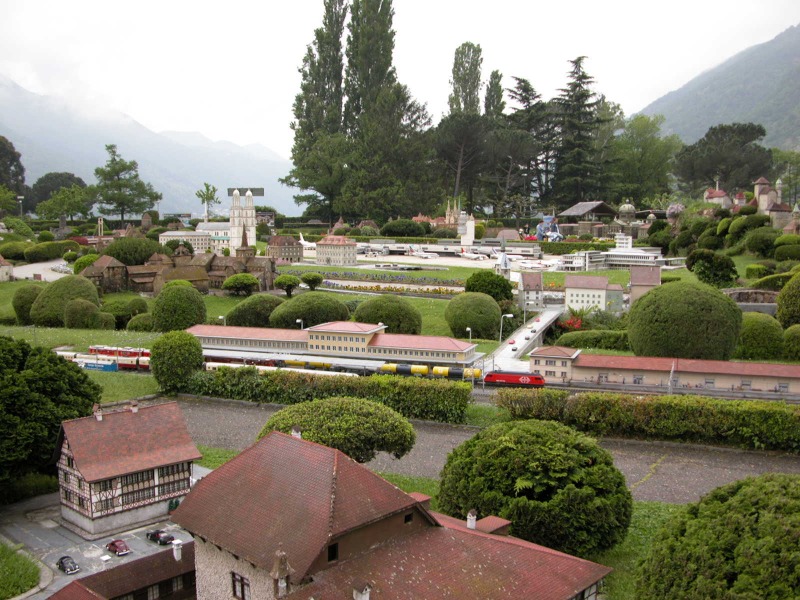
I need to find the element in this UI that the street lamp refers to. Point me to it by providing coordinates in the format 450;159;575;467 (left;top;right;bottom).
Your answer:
499;313;514;343
465;327;472;343
16;196;24;216
218;315;226;326
296;318;304;329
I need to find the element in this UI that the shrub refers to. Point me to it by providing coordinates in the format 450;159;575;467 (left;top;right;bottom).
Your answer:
555;329;630;351
636;474;800;599
300;272;324;291
445;292;500;339
733;312;784;360
628;281;742;360
716;217;732;236
64;298;101;329
37;230;54;242
226;294;284;327
775;244;800;262
751;272;795;290
777;260;800;273
432;228;457;238
353;295;422;334
696;231;722;250
151;285;207;332
12;285;43;325
62;251;78;263
464;270;513;302
738;204;758;215
473;222;485;239
0;241;32;260
73;253;101;274
163;238;194;254
258;397;416;462
162;279;192;289
494;388;571;420
150;331;204;394
437;420;632;557
783;324;800;361
685;249;738;287
92;311;116;330
745;263;769;279
100;299;136;329
222;273;260;296
23;240;79;263
127;297;148;317
775;233;800;247
126;313;154;332
743;226;779;257
29;275;100;327
269;292;349;329
776;272;800;328
102;237;163;266
274;274;301;298
3;217;34;238
380;219;425;237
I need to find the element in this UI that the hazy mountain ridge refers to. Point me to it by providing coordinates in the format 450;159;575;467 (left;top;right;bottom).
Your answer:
640;24;800;150
0;76;299;216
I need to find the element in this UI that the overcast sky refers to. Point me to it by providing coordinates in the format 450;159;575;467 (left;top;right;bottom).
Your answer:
2;0;799;160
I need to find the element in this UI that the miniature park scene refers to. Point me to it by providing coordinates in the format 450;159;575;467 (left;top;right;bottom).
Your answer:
2;5;800;600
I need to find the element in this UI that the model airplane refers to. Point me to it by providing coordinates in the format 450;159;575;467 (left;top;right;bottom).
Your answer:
408;245;439;259
298;233;316;249
461;248;487;260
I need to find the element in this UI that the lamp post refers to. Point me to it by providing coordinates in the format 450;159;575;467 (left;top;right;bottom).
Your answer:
499;313;514;343
465;327;472;343
218;315;226;326
17;196;24;216
296;318;304;329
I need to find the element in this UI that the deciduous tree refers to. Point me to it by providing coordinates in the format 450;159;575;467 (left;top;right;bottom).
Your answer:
448;42;483;115
30;172;86;212
0;135;25;194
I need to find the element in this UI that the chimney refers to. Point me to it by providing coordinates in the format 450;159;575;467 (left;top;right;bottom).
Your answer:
130;401;138;414
93;404;103;422
291;426;302;439
353;581;372;600
270;543;295;598
467;509;477;530
172;540;182;562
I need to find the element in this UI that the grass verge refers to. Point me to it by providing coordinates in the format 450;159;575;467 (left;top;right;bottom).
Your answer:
196;445;240;470
0;542;40;600
85;372;160;403
0;473;58;506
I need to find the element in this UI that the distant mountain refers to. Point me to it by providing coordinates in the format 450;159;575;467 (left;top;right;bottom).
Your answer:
640;24;800;150
0;76;301;216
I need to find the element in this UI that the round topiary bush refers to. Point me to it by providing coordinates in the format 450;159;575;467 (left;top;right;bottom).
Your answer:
12;285;44;325
64;298;101;329
62;251;78;263
636;473;800;599
268;292;349;329
733;312;784;360
300;272;324;291
438;419;632;557
628;281;742;360
101;299;135;330
226;294;284;327
775;244;800;262
151;285;207;332
222;273;260;296
743;226;779;258
776;272;800;329
783;324;800;361
37;230;55;243
464;270;513;302
126;313;154;332
29;275;100;327
353;295;422;334
686;249;738;288
102;237;163;266
150;330;204;394
258;396;416;463
127;297;148;317
274;274;301;298
92;312;116;330
444;292;501;339
162;279;193;289
73;253;101;274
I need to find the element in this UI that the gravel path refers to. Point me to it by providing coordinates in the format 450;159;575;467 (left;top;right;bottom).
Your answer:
165;396;800;504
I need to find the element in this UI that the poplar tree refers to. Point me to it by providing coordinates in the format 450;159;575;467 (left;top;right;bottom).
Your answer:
483;70;505;118
448;42;483;115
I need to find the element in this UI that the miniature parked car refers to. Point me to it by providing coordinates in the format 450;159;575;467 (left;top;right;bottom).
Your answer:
146;530;175;545
508;339;515;345
512;346;518;352
56;555;80;574
524;335;531;340
106;539;131;556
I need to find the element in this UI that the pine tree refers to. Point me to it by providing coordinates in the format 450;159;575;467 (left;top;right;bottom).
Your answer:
91;145;161;223
448;42;483;115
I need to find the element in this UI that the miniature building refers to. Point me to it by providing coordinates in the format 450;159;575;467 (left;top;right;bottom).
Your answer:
0;254;13;282
56;401;201;537
316;235;357;266
564;274;624;313
265;235;303;263
171;431;611;600
529;346;581;382
519;271;544;310
704;188;732;209
629;265;661;304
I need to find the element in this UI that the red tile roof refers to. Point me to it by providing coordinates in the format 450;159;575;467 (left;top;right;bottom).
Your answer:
308;321;385;334
370;333;473;352
171;432;419;581
629;265;661;286
754;176;770;184
61;402;200;482
705;189;728;198
564;275;610;290
0;254;11;267
574;354;800;378
318;235;356;246
50;542;195;600
530;346;582;359
520;271;543;291
286;511;610;600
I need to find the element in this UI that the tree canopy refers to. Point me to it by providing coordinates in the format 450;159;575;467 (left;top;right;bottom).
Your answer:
0;135;25;195
91;144;161;223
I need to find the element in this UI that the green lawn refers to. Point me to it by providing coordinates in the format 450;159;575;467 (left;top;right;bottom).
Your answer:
278;263;481;284
0;542;39;600
86;371;160;403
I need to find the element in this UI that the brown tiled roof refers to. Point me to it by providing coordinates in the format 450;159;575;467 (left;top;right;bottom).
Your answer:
270;235;301;247
629;265;661;286
520;272;543;291
286;511;610;600
318;235;356;246
558;201;617;218
308;321;384;334
81;254;126;276
574;354;800;378
530;346;582;359
126;265;159;275
767;202;792;212
190;253;215;267
754;176;770;184
61;402;200;482
705;189;728;198
564;275;610;290
50;542;195;600
370;333;473;352
164;266;209;282
171;432;418;581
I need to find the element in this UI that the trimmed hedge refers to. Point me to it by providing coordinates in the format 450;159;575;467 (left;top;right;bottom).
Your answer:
539;241;614;254
555;329;630;350
495;389;800;452
126;313;154;331
0;241;33;260
23;240;79;263
12;285;43;325
73;253;101;274
751;272;795;290
745;263;769;279
29;275;99;327
734;312;784;360
64;298;101;329
775;244;800;262
187;369;471;423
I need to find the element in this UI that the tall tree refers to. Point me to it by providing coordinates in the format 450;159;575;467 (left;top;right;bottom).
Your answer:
773;148;800;206
343;0;396;135
30;172;86;213
90;144;161;223
282;0;348;223
0;136;25;195
195;182;220;217
591;96;625;200
674;123;773;195
0;185;16;215
435;112;488;205
484;69;505;118
35;184;91;221
551;57;604;208
448;42;483;115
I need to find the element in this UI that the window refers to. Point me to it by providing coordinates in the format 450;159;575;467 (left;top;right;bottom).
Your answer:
704;378;715;388
778;383;789;393
404;512;413;524
740;380;751;390
147;584;160;600
327;543;339;562
534;359;540;365
561;361;567;367
66;456;74;468
545;370;556;376
62;471;69;484
160;479;189;495
159;464;186;478
231;572;250;600
545;359;556;366
98;479;113;492
122;488;155;505
95;498;114;512
172;575;184;591
121;471;153;487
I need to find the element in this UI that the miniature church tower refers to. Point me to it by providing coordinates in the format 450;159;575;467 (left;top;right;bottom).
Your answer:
229;189;257;257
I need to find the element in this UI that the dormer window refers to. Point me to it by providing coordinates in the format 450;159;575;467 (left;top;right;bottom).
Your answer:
327;543;339;562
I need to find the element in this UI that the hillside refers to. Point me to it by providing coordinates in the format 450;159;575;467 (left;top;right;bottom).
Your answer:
640;24;800;150
0;76;300;216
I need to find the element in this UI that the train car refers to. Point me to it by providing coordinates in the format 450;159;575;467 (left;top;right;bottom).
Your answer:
379;364;429;376
431;366;483;380
89;345;150;358
202;349;278;367
483;371;545;387
204;362;358;378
